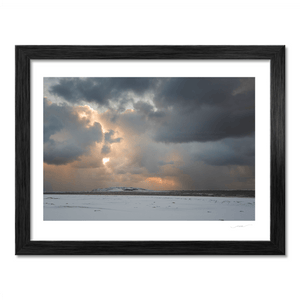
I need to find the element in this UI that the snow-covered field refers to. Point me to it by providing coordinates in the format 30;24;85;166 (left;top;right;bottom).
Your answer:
44;194;255;221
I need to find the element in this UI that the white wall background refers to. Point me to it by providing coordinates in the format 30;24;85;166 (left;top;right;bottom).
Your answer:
0;1;298;299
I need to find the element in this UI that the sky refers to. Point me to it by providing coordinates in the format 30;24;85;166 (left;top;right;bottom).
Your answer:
44;77;255;192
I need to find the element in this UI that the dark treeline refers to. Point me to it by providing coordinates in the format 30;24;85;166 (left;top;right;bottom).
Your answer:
44;190;255;198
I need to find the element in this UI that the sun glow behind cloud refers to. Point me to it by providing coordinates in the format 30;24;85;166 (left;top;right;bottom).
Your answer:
103;158;110;165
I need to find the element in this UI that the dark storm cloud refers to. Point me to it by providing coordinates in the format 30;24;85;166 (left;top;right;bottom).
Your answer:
49;77;157;107
152;78;255;143
95;77;255;144
44;99;103;165
48;77;254;144
104;130;122;144
44;99;70;143
153;102;254;143
101;130;122;155
158;160;174;166
154;78;245;109
104;109;150;135
133;101;166;119
191;137;255;167
133;101;154;114
101;144;111;154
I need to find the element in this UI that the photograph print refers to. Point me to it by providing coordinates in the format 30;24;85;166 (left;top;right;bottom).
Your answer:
43;77;255;221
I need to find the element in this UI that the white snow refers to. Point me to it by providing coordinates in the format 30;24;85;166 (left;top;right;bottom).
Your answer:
44;194;255;221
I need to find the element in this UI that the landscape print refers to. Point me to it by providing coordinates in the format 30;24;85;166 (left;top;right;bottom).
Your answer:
44;77;255;220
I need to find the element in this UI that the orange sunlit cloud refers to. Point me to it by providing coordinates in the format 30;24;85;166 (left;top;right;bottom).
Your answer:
146;177;176;190
74;105;103;128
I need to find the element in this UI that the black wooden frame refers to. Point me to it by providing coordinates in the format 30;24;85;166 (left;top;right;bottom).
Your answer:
15;46;285;255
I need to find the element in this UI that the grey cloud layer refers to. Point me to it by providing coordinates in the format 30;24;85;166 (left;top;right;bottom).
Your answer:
50;78;255;143
49;77;254;144
49;77;157;107
182;136;255;167
44;99;103;165
151;78;254;143
47;77;254;161
45;77;255;189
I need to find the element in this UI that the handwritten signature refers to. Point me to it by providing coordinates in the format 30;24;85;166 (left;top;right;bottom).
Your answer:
230;224;253;228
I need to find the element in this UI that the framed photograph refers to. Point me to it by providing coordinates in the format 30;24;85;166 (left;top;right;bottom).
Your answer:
15;46;285;255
